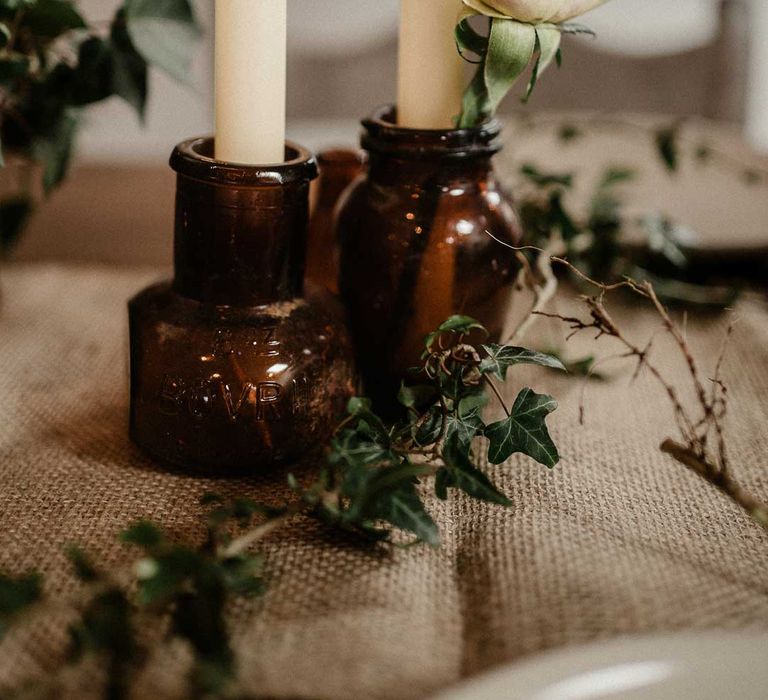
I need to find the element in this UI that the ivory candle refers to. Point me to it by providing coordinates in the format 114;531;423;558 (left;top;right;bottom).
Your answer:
398;0;465;129
215;0;287;164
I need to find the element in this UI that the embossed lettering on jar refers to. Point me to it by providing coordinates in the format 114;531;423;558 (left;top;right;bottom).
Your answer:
129;138;355;473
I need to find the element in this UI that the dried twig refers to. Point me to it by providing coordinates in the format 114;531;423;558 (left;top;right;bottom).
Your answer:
516;248;767;530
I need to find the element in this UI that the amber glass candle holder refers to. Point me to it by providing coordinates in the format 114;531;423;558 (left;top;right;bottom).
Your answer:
306;148;366;294
336;106;522;412
129;138;355;474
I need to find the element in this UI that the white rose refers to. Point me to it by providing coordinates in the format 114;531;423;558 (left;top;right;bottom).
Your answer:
463;0;607;24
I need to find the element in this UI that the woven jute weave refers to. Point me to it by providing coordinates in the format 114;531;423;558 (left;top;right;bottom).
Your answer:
1;264;767;699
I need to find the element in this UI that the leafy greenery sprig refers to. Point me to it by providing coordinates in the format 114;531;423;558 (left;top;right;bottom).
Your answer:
455;7;593;127
0;0;200;254
0;317;564;698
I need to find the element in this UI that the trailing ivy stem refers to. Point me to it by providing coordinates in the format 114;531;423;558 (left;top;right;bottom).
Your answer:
221;501;306;559
484;376;510;417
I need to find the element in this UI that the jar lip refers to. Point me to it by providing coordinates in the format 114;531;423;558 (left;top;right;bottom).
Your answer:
170;137;319;186
361;105;502;159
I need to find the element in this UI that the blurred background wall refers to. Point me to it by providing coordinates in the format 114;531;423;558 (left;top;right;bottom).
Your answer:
13;0;768;266
75;0;768;165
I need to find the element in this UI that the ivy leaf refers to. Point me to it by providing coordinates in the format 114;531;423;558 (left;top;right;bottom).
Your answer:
441;433;511;506
340;459;439;546
121;521;164;549
480;344;565;381
0;572;42;639
520;164;572;189
110;10;149;119
549;190;580;241
123;0;201;83
32;111;77;193
484;18;536;113
22;0;85;39
438;315;485;335
599;167;636;189
414;405;443;446
655;125;679;172
0;196;33;256
371;480;440;547
71;37;114;107
0;54;30;84
398;383;437;411
67;546;100;583
345;397;390;443
219;554;265;597
68;588;136;670
445;406;485;452
485;388;559;467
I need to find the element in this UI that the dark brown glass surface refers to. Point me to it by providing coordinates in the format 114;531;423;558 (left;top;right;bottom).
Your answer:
306;149;366;294
336;107;522;412
129;139;355;474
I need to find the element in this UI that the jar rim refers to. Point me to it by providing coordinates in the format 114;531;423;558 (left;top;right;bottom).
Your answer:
170;137;319;187
361;105;502;159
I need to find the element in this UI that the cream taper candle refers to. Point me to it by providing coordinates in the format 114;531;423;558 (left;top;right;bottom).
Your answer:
215;0;287;164
398;0;465;129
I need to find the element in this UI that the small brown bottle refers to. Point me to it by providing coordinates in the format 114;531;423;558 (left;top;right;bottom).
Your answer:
129;138;355;474
306;148;366;294
336;107;522;411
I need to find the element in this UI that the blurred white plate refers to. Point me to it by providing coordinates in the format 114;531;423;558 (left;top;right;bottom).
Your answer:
431;633;768;700
504;113;768;264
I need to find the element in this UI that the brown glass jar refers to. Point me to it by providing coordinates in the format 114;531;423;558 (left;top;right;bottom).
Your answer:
306;149;366;294
336;107;522;411
129;138;355;474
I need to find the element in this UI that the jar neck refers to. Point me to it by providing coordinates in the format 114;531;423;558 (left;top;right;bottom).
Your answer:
360;105;502;186
170;138;318;306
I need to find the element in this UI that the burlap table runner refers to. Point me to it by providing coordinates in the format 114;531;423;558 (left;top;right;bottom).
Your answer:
1;264;766;699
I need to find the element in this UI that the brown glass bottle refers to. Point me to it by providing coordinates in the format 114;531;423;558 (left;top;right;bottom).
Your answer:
336;107;522;411
129;138;355;474
306;148;366;294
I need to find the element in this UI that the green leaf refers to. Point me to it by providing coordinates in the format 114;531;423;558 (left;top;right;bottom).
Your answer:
599;167;636;189
655;125;679;172
67;547;100;583
438;315;486;335
22;0;85;38
414;405;443;446
219;554;265;598
480;344;565;380
200;492;225;506
0;572;41;639
368;476;440;547
398;383;437;410
0;54;30;84
71;37;114;107
121;521;164;549
445;406;485;452
558;124;580;142
455;12;487;61
0;196;33;256
549;190;580;240
520;164;572;189
32;112;77;193
111;9;149;119
442;433;511;506
484;18;536;113
457;60;490;128
124;0;201;83
485;388;559;467
524;26;561;102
